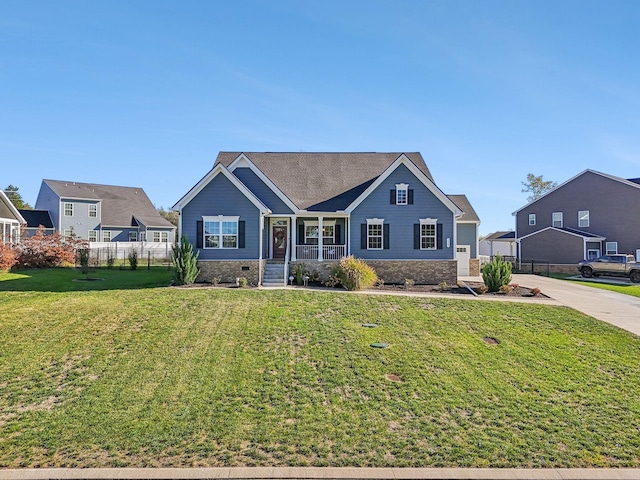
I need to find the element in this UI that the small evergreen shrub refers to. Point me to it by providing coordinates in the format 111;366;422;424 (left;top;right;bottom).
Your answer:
171;235;200;285
295;263;305;285
78;248;90;275
332;256;377;291
237;277;248;287
128;250;138;270
482;254;512;292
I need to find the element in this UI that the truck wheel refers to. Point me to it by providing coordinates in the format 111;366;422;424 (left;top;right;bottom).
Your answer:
630;271;640;283
581;267;593;278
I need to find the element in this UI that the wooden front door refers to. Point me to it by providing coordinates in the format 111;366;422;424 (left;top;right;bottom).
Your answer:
273;226;287;259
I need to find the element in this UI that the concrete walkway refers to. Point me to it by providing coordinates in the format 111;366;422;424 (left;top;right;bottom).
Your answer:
1;467;639;480
509;274;640;336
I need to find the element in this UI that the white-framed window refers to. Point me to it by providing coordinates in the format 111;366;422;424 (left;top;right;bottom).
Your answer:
578;210;589;228
153;231;161;242
419;218;437;250
129;231;138;242
587;249;599;260
103;231;111;242
304;220;335;245
606;242;618;255
552;212;563;228
528;214;536;226
203;216;239;249
396;183;409;205
366;218;384;250
161;232;168;243
64;203;73;216
63;229;73;238
89;204;97;218
88;231;97;242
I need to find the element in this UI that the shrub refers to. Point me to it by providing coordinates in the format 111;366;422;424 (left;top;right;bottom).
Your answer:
473;285;488;295
78;248;90;275
128;249;138;270
481;254;512;293
323;273;342;288
438;281;449;291
295;263;305;286
332;256;377;291
15;227;86;268
171;235;200;285
499;284;513;294
0;243;17;272
106;249;116;269
404;278;415;289
237;277;247;287
531;287;541;297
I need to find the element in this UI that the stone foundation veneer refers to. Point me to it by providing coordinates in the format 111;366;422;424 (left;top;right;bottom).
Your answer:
197;260;263;285
290;259;457;285
469;259;480;277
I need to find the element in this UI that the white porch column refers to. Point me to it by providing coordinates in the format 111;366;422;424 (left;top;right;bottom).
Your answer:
318;216;323;262
291;215;297;261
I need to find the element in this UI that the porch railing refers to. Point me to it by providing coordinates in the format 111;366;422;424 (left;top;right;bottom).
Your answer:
295;244;345;261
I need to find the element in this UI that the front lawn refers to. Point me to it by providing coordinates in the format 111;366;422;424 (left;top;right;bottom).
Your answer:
1;269;639;468
567;278;640;298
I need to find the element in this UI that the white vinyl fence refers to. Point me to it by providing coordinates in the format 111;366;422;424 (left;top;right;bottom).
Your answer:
88;242;173;267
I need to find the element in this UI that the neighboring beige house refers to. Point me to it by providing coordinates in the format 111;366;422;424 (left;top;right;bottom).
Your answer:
0;189;25;244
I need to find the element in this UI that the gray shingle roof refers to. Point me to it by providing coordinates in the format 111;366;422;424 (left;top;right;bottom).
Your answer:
447;194;480;222
19;209;54;229
43;180;175;229
215;152;434;211
484;231;515;241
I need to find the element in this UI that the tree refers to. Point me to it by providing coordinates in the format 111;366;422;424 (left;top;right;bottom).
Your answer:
4;185;32;210
521;173;557;202
171;235;200;285
157;206;179;227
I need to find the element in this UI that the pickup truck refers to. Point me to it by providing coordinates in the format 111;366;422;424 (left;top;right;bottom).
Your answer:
578;254;640;283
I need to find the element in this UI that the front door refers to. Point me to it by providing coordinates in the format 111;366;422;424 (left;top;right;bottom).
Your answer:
456;245;470;276
273;226;287;259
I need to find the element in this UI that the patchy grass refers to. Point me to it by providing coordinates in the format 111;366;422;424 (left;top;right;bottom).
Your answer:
1;269;639;468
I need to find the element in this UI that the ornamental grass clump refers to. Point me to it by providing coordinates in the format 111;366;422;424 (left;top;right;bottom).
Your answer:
482;254;512;292
333;255;377;291
171;235;200;285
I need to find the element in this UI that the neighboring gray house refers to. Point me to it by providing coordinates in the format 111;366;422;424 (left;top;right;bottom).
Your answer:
513;169;640;268
479;231;516;258
18;209;55;237
35;180;176;243
173;152;480;286
0;189;25;244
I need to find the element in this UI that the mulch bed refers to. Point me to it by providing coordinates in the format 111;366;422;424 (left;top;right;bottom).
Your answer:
373;281;547;298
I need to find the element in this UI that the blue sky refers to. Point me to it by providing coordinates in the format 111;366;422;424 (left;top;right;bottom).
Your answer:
2;0;640;236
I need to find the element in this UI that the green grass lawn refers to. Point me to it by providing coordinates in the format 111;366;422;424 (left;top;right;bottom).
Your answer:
567;278;640;298
1;269;639;468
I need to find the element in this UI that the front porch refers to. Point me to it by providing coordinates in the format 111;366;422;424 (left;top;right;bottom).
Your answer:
267;216;348;262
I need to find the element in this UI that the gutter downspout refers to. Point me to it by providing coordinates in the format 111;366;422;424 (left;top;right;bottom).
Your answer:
258;214;264;286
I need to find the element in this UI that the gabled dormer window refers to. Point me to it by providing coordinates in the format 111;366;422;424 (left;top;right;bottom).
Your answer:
396;183;409;205
390;184;413;205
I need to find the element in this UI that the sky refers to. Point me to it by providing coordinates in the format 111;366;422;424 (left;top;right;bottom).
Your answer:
2;0;640;236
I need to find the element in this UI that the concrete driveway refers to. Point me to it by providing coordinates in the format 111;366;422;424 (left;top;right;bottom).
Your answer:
511;274;640;336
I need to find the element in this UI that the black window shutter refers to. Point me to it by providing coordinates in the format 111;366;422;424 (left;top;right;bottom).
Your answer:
383;224;390;250
437;224;443;250
298;224;304;244
196;220;203;248
238;220;245;248
414;224;420;249
335;224;341;244
408;189;414;204
390;189;396;204
361;224;367;249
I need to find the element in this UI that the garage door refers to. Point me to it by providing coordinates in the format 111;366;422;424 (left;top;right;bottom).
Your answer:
456;245;470;276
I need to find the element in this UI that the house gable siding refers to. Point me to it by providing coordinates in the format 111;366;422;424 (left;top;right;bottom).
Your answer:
350;164;454;259
232;167;294;214
35;182;61;231
181;173;260;260
517;171;640;257
58;199;101;239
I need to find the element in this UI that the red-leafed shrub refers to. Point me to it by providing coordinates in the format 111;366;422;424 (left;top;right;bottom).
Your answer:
14;226;87;268
0;243;17;271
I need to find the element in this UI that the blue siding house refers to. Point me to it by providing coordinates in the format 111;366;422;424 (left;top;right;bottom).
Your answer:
173;152;480;286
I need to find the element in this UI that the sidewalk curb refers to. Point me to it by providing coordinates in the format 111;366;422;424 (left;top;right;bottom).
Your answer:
1;468;639;480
